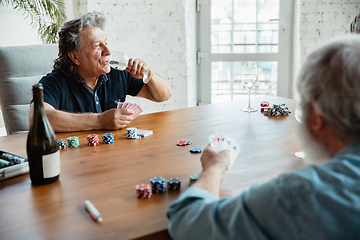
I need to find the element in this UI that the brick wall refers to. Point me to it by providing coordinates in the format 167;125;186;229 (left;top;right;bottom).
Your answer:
299;0;360;62
79;0;197;113
293;0;360;98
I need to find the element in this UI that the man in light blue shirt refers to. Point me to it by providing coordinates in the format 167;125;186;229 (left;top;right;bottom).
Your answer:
167;35;360;240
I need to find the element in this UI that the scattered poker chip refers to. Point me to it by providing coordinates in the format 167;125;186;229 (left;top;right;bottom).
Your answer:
260;101;269;107
67;136;80;148
150;177;166;194
167;178;181;191
188;174;200;186
176;140;188;146
102;133;115;144
176;140;192;146
190;148;202;153
135;183;152;199
57;139;67;150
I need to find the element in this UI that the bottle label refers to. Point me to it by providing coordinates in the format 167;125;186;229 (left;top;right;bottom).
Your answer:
42;151;60;178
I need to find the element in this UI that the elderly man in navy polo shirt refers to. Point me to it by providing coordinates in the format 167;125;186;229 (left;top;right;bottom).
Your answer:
29;11;171;132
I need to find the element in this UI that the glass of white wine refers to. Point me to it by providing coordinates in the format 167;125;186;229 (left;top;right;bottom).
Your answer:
241;62;259;112
295;101;306;159
109;51;150;83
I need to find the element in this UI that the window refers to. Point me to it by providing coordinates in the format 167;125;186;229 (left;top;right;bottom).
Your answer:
198;0;294;104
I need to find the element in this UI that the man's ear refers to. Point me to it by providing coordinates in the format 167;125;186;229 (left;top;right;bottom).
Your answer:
309;104;325;133
68;51;80;65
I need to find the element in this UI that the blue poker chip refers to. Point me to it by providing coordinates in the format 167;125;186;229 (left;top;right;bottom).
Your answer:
150;177;165;183
190;148;202;153
186;141;192;145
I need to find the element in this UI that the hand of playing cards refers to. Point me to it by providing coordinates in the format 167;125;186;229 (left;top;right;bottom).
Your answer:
117;102;143;119
208;132;241;169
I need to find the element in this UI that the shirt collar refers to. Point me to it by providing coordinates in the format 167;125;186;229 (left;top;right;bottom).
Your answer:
72;73;109;84
332;141;360;161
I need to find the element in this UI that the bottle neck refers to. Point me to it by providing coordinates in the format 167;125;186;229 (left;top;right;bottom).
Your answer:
32;88;45;115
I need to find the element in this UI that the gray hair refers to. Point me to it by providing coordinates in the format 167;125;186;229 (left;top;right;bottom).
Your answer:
350;13;360;33
54;11;106;77
297;34;360;143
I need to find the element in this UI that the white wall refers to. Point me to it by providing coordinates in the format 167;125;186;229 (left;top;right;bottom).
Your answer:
299;0;360;62
292;0;360;99
0;5;42;46
0;0;78;46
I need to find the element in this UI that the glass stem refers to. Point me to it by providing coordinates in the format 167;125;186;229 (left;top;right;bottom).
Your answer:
248;89;251;108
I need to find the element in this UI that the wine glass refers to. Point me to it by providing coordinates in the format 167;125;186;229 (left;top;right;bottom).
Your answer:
109;51;150;83
241;62;259;112
295;100;306;159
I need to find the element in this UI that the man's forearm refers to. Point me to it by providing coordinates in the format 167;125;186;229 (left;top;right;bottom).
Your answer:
190;167;223;199
146;73;171;102
45;109;100;132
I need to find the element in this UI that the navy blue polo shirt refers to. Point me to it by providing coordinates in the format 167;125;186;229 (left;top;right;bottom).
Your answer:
37;68;144;113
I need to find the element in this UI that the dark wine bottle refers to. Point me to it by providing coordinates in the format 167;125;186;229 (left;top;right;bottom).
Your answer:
27;83;60;184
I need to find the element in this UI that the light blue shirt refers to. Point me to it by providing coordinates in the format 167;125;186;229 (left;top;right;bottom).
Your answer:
167;142;360;240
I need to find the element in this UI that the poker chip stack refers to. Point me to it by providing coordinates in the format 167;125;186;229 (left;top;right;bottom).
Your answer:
263;103;291;117
150;177;166;194
126;128;141;139
260;101;269;113
135;184;152;199
67;136;80;148
167;178;181;191
57;139;67;150
188;174;200;186
0;152;27;164
87;134;99;146
102;133;115;144
0;159;13;168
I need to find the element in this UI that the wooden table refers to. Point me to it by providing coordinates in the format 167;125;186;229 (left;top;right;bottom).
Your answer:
0;96;304;240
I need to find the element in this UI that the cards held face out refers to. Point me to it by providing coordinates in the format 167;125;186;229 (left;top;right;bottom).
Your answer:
117;102;143;119
208;132;241;169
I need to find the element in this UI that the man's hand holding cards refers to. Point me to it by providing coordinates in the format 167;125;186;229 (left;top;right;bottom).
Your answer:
117;102;143;119
208;132;241;169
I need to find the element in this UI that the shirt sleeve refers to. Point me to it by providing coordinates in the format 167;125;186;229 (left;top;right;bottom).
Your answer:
124;71;144;96
167;177;299;240
38;74;61;109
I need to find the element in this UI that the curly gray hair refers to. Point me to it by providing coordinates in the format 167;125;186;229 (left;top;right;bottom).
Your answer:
54;11;106;77
350;13;360;33
297;34;360;143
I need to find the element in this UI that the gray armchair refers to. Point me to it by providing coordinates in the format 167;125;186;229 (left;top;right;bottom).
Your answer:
0;44;58;135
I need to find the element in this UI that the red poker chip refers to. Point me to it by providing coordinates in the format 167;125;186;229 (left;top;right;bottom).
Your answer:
176;140;188;146
88;137;99;140
137;192;152;198
88;142;99;146
87;134;98;139
136;189;151;193
136;184;151;190
260;101;269;107
136;183;152;198
260;107;268;113
87;138;99;141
